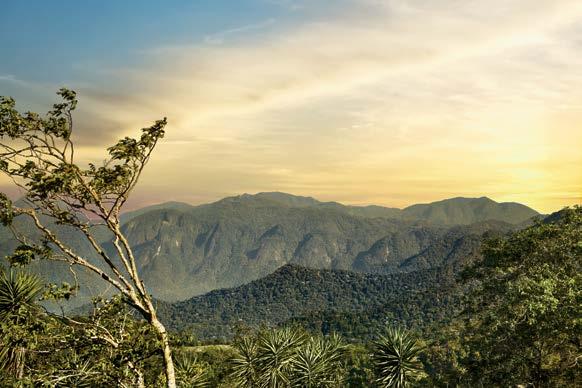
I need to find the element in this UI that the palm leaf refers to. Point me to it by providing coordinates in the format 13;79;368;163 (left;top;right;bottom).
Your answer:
372;326;425;388
0;269;43;321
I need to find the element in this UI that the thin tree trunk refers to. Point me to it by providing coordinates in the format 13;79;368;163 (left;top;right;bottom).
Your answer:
150;315;176;388
127;361;145;388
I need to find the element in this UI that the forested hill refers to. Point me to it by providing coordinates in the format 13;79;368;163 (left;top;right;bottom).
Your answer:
156;264;463;341
400;196;538;225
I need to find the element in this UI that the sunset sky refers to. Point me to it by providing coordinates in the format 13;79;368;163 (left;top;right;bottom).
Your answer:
1;0;581;213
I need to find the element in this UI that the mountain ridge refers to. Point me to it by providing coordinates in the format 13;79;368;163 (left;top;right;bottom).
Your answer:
127;192;539;226
120;193;522;300
1;192;539;304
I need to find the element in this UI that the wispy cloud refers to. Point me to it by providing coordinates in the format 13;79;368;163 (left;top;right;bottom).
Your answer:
203;19;277;45
94;0;582;120
261;0;307;11
5;0;582;212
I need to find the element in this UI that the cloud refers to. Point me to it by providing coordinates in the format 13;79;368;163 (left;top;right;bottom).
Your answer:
93;0;582;123
0;74;17;82
203;19;277;45
5;0;582;212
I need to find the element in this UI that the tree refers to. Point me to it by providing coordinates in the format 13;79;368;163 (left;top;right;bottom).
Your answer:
0;89;177;386
0;269;44;380
460;206;582;386
231;327;347;387
372;326;425;388
343;344;375;387
231;335;260;387
174;352;210;387
290;332;347;387
1;283;166;386
254;327;306;387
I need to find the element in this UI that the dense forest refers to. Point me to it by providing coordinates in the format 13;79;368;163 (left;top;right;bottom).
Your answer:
155;264;463;341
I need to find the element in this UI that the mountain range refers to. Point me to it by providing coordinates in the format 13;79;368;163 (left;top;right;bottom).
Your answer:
0;192;540;303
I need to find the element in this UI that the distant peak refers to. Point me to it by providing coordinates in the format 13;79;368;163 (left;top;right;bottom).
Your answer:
444;196;495;203
237;192;322;207
255;191;318;200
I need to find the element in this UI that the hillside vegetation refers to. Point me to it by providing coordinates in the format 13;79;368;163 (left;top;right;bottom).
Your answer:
156;264;462;341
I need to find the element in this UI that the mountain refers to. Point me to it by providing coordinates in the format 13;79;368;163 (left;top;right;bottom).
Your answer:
246;192;402;219
400;196;539;225
120;201;194;224
220;192;538;224
1;192;536;303
120;193;527;300
122;197;417;300
156;264;464;340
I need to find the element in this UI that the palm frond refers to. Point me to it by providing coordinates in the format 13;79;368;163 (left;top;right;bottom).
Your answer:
372;326;425;388
231;336;260;387
0;270;43;321
175;352;210;387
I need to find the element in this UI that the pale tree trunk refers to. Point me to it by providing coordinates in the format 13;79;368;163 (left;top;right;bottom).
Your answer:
150;314;176;388
127;361;145;388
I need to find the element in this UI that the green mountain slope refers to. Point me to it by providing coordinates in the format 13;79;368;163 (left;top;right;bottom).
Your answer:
122;193;522;300
156;264;464;340
120;201;194;224
221;192;538;224
401;196;539;225
248;192;402;218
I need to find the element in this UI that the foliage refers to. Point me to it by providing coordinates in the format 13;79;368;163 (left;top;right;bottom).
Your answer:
231;327;348;387
158;264;464;341
0;269;43;321
0;89;176;386
418;323;467;387
290;333;347;387
0;269;44;380
372;326;425;387
174;352;210;387
459;206;582;386
0;291;166;386
342;344;375;387
231;336;260;387
182;345;239;387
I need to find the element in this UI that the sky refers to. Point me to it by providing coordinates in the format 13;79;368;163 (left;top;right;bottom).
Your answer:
1;0;581;213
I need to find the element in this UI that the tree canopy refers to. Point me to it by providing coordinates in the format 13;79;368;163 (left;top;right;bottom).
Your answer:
459;206;582;386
